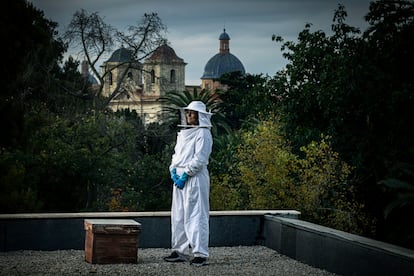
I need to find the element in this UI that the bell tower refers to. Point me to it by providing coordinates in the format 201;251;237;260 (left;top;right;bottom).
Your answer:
143;43;186;96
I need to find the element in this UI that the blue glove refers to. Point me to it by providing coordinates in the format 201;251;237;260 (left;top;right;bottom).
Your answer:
170;168;179;183
175;173;189;189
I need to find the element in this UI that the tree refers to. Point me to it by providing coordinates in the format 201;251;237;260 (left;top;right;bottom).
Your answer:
378;152;414;248
363;0;414;248
271;4;363;155
0;0;66;149
270;0;414;245
24;112;140;211
236;120;297;210
218;72;276;131
64;10;167;109
0;2;175;213
361;0;414;170
162;88;230;137
210;118;373;235
295;136;375;235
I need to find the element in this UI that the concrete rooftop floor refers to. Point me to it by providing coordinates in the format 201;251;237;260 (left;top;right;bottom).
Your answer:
0;246;337;275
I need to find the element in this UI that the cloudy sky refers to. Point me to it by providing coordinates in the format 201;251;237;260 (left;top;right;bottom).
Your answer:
31;0;373;85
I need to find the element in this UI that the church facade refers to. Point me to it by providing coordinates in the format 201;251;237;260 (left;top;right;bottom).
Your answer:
92;30;245;125
99;44;186;125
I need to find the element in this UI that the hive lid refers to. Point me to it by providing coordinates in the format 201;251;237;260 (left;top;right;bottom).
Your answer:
84;219;141;233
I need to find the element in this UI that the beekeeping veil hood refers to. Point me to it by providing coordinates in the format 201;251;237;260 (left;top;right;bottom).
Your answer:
178;101;212;128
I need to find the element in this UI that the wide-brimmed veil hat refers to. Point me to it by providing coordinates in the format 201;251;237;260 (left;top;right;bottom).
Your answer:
182;101;212;114
178;101;213;128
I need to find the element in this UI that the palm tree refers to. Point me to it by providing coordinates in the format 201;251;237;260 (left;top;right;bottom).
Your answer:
162;88;231;137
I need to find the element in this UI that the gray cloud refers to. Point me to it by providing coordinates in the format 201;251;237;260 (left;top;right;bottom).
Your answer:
31;0;371;84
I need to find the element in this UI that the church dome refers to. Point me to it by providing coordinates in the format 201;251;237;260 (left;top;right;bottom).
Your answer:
106;47;136;63
201;53;245;79
145;44;185;64
86;74;98;85
201;29;245;79
81;60;99;85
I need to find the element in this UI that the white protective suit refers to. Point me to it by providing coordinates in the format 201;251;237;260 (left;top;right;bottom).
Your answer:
169;101;213;259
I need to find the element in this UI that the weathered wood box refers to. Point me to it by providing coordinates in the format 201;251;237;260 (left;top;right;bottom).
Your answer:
84;219;141;264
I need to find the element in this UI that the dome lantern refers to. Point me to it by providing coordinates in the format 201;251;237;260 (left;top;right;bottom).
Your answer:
201;29;245;80
219;28;230;54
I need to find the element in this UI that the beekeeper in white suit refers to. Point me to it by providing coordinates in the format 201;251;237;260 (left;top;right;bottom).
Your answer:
163;101;213;266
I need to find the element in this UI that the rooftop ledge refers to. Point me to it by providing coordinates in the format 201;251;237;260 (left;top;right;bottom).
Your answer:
0;210;300;219
1;209;413;275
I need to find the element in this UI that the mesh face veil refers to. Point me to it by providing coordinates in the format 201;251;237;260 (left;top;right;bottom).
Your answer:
178;101;212;128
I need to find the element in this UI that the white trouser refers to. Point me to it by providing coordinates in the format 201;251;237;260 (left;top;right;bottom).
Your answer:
171;168;210;258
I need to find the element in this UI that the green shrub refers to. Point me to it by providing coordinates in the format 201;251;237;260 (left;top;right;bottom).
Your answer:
211;119;375;235
295;135;376;235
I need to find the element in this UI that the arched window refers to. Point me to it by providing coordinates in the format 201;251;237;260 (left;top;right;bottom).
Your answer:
170;69;176;83
151;70;155;83
108;72;113;85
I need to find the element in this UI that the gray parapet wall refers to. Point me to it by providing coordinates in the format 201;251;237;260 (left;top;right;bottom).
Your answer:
0;210;299;251
264;215;414;276
1;211;413;275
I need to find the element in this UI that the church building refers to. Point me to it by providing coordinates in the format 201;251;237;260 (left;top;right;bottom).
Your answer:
90;29;245;125
99;43;186;125
201;29;245;91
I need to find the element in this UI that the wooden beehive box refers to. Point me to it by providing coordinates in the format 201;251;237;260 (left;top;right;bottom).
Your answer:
84;219;141;264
